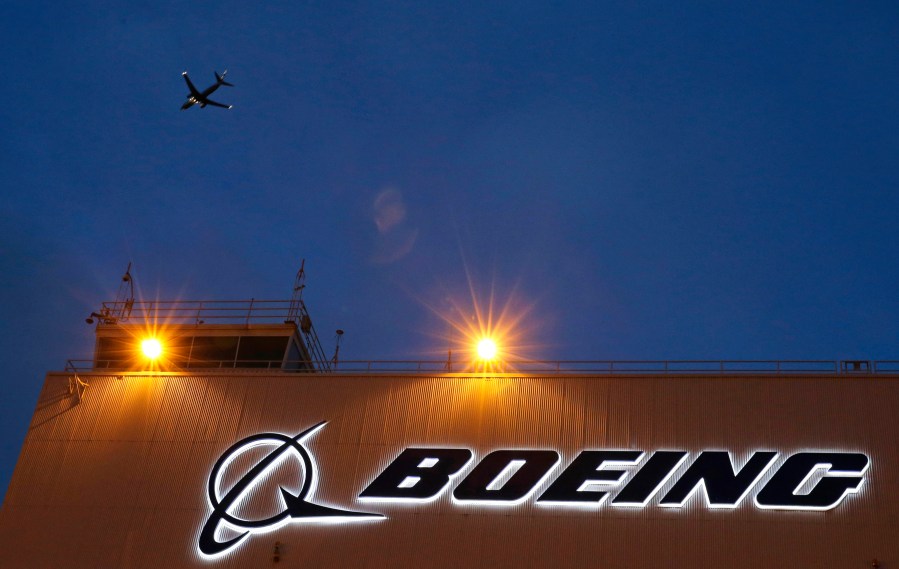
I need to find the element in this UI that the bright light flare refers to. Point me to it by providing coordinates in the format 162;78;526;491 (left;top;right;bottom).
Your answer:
422;265;543;373
477;338;498;360
141;338;163;359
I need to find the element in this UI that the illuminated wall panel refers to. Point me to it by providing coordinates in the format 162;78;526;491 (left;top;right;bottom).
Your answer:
0;372;896;568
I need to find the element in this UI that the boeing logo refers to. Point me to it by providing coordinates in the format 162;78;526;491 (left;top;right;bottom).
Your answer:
198;422;382;558
360;448;870;511
199;422;871;558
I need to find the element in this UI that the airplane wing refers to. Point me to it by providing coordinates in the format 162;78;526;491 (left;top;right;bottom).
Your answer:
205;99;232;109
182;72;201;97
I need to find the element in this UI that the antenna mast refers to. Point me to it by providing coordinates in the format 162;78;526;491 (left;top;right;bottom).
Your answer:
332;329;344;368
85;263;135;325
288;259;306;320
287;260;331;371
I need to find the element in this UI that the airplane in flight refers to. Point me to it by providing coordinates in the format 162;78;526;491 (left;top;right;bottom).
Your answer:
181;70;233;110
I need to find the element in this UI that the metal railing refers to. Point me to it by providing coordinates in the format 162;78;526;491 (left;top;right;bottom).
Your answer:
64;359;899;375
92;298;333;373
98;299;297;325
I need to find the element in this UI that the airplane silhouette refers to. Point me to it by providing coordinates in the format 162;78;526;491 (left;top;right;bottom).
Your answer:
181;70;233;110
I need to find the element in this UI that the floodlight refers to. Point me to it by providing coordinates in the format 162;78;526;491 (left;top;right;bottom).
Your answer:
141;338;163;360
477;338;498;360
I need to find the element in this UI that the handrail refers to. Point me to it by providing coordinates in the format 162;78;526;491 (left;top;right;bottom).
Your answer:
98;299;299;324
62;359;897;375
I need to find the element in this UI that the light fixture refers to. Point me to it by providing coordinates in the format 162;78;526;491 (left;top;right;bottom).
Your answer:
477;338;498;360
141;338;163;360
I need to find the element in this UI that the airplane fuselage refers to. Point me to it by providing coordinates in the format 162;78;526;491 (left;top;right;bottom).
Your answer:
181;71;232;110
182;85;222;109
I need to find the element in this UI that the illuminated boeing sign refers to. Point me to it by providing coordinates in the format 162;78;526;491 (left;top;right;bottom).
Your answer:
198;422;382;558
360;448;870;511
199;422;871;557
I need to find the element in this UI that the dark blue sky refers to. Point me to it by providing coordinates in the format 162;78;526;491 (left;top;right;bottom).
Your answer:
2;2;898;496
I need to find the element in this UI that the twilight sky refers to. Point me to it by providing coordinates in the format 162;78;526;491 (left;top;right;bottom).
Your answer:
2;2;898;497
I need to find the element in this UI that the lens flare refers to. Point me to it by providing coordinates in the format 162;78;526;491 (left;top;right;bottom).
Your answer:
421;263;542;373
477;338;498;360
141;338;163;359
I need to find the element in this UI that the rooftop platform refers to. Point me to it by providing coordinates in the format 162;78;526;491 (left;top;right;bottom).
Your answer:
81;298;333;373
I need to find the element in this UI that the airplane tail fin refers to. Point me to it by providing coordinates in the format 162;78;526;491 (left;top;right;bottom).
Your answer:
215;70;234;87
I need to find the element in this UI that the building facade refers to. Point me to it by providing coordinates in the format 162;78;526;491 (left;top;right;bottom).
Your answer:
1;363;896;568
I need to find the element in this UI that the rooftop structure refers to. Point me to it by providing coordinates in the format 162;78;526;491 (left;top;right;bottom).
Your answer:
0;270;896;568
86;300;329;372
76;263;334;374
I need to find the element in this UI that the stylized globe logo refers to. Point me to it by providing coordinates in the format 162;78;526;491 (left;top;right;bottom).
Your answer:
198;421;382;557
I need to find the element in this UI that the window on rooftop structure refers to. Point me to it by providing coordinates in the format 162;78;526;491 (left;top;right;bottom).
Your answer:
95;337;135;368
164;336;192;366
188;336;239;368
236;336;289;368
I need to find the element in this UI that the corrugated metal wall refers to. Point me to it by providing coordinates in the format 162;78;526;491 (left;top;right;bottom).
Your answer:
1;372;896;568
